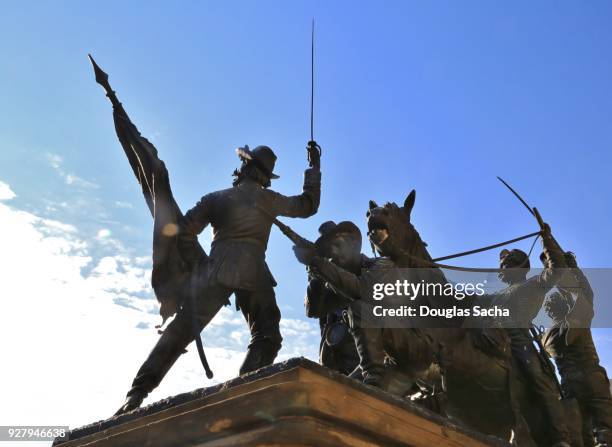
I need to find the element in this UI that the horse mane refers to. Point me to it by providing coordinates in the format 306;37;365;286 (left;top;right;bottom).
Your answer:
381;198;433;264
405;220;433;263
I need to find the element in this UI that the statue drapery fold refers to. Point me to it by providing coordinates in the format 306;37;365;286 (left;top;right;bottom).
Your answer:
110;87;206;323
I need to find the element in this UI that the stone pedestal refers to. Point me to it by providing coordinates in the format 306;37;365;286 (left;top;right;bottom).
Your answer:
55;358;508;447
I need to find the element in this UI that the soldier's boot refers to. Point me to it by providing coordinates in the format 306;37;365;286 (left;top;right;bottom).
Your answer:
351;326;386;388
348;365;363;382
114;390;147;416
239;339;281;375
115;329;192;416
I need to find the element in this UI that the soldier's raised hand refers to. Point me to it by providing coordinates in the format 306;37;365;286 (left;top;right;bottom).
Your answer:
307;140;321;169
564;251;578;268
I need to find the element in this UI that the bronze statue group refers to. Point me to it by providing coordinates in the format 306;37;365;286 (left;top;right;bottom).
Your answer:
90;56;612;447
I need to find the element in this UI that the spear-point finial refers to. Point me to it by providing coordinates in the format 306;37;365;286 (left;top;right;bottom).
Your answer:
88;53;122;109
88;54;110;88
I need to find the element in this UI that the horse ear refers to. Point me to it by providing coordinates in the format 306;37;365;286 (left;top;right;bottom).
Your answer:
369;200;378;210
403;190;416;216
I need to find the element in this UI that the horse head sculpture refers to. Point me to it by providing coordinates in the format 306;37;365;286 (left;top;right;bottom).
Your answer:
366;190;432;266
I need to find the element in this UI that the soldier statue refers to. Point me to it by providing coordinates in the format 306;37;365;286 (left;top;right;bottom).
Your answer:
543;252;612;447
114;143;322;414
304;221;365;376
87;53;324;417
478;241;571;447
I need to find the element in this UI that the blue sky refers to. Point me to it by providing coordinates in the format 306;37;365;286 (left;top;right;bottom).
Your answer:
1;0;612;431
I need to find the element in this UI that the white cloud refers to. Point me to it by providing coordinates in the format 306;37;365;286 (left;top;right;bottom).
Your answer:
40;218;78;234
0;196;215;428
134;256;151;266
230;330;245;344
277;318;319;360
0;180;319;432
96;228;111;239
114;201;133;209
0;180;16;200
94;228;128;255
64;173;99;189
46;153;63;169
45;152;99;189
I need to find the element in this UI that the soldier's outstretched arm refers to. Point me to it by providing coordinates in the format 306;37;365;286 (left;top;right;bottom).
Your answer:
267;141;321;218
309;257;361;301
292;243;359;299
537;223;568;288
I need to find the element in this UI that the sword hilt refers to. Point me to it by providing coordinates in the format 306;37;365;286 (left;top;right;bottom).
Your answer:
533;207;564;254
307;140;321;168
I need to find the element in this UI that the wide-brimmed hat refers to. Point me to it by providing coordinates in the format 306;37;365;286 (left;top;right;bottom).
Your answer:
236;145;279;179
315;220;362;254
